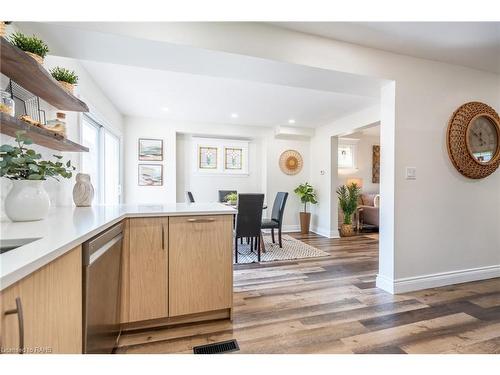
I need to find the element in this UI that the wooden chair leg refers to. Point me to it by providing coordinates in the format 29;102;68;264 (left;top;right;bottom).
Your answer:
235;236;238;263
271;228;275;243
278;228;283;248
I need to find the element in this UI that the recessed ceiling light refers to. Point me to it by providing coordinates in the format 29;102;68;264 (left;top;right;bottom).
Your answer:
162;107;169;112
288;119;296;124
231;113;239;118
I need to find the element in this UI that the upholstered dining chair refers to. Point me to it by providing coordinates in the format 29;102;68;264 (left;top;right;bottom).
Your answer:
218;190;237;203
261;192;288;248
234;194;264;263
187;191;195;203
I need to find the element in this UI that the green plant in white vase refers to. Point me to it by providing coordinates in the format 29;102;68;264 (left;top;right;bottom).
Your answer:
0;131;75;222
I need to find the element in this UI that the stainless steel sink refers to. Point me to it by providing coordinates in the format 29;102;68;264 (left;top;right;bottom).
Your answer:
0;238;41;254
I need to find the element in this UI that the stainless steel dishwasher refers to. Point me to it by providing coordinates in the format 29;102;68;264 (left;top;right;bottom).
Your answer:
83;222;123;354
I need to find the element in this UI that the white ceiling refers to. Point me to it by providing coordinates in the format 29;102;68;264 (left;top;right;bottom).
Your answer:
81;61;378;128
270;22;500;74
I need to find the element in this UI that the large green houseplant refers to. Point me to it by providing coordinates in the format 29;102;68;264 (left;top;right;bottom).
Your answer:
1;131;75;221
294;182;318;234
336;182;361;237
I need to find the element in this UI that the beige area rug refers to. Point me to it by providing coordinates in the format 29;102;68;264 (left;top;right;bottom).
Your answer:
234;234;329;264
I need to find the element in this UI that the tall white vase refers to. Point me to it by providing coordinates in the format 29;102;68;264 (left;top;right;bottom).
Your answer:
5;180;51;222
73;173;94;207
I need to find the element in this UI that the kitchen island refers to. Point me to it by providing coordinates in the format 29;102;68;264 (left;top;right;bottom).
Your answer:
0;203;236;353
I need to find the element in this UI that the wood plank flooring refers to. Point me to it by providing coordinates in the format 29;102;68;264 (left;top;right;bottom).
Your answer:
116;232;500;354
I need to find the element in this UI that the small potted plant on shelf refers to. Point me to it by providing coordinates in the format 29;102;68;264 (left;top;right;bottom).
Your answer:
50;67;79;94
0;131;75;222
224;192;238;205
8;32;49;65
294;182;318;234
336;182;361;237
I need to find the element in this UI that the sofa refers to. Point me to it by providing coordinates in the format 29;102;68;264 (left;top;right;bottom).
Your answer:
357;193;380;230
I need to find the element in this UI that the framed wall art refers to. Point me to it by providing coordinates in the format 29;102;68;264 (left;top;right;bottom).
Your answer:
198;146;218;169
224;147;243;170
138;138;163;161
138;164;163;186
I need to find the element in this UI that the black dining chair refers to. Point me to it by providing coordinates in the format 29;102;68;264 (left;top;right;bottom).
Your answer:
261;192;288;248
187;191;195;203
234;194;265;263
218;190;237;203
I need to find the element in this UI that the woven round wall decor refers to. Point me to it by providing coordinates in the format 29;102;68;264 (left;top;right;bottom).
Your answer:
447;101;500;179
279;149;303;175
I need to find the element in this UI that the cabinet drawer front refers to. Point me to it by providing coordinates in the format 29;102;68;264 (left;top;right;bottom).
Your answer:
169;215;233;316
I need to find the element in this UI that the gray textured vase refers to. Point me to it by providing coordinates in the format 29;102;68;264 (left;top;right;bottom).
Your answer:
73;173;94;207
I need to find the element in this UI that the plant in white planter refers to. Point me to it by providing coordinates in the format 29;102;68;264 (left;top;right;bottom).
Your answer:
0;131;75;222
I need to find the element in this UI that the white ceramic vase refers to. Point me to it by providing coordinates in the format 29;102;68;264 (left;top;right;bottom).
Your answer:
5;180;50;222
73;173;94;207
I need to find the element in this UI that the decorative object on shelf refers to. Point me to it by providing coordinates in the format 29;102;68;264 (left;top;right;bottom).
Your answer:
337;182;361;237
19;114;43;128
1;131;75;222
372;145;380;183
294;182;318;234
7;80;46;125
199;146;218;169
224;147;242;170
44;112;67;137
0;89;15;116
50;67;79;94
138;164;163;186
73;173;94;207
138;138;163;161
447;101;500;179
224;192;238;205
279;149;303;175
8;32;49;65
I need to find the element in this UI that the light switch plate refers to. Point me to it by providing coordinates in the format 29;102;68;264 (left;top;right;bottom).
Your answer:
405;167;417;180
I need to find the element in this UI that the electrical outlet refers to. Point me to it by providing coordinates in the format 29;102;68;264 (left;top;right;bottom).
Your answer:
405;167;417;180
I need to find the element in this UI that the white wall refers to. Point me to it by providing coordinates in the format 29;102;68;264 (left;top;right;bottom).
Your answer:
158;23;500;293
123;117;312;230
176;134;264;203
338;128;380;194
123;116;176;204
1;29;123;219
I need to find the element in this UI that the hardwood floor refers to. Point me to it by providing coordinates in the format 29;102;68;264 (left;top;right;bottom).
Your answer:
116;232;500;354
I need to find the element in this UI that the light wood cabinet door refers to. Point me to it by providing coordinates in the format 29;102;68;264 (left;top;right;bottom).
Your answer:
168;215;233;317
127;217;169;322
0;246;82;354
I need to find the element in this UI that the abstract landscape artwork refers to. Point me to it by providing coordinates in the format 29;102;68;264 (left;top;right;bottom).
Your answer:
138;164;163;186
139;138;163;161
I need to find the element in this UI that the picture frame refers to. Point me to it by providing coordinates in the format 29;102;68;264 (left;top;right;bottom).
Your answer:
138;138;163;161
138;164;163;186
198;146;218;169
224;147;243;170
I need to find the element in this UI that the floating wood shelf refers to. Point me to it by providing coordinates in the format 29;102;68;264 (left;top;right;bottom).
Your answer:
0;113;89;152
0;37;89;112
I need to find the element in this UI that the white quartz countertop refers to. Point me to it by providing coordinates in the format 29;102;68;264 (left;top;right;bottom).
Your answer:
0;203;236;291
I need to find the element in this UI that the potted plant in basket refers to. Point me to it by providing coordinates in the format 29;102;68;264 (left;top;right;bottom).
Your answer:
9;32;49;65
336;182;361;237
224;192;238;205
50;67;79;94
0;131;75;222
294;182;317;234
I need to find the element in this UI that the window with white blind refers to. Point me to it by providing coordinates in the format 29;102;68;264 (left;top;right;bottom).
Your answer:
80;114;121;205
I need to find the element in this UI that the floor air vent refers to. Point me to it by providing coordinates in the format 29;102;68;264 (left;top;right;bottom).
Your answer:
193;339;240;354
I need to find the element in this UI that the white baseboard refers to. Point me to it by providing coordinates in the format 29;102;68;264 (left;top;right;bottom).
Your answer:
311;226;340;239
377;264;500;294
261;225;300;234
